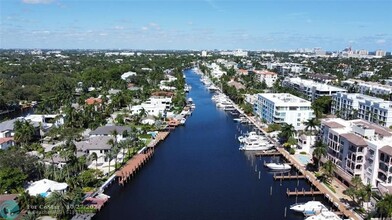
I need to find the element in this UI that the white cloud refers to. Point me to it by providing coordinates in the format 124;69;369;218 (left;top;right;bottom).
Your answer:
22;0;54;4
114;26;124;30
376;39;386;44
141;27;148;31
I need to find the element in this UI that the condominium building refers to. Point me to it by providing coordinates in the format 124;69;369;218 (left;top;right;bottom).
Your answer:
320;118;392;193
253;70;278;87
254;93;314;130
342;79;392;96
283;77;347;101
332;93;392;127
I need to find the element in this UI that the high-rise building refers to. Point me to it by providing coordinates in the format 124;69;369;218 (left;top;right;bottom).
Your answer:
375;50;387;57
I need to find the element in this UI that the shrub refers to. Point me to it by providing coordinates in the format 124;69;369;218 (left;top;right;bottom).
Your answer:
289;147;295;155
300;151;307;155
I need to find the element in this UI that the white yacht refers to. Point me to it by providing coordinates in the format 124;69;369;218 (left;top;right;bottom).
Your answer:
265;162;291;170
304;209;342;220
239;135;272;151
180;118;186;125
290;201;326;215
238;131;259;143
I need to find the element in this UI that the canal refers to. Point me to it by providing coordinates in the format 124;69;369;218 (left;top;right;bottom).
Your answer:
94;69;328;220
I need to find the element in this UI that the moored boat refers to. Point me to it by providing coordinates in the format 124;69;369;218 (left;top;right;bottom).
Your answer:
304;209;342;220
265;162;291;170
290;201;326;214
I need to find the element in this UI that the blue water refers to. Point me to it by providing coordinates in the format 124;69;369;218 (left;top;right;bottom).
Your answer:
94;69;329;220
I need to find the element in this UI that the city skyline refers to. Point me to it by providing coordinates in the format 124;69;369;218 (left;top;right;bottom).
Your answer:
1;0;391;51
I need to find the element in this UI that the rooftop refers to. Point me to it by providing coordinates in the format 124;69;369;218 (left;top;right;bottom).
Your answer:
90;125;131;136
285;77;347;92
75;136;113;151
259;93;312;107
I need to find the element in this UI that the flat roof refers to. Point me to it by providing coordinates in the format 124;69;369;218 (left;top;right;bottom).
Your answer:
259;93;311;107
286;77;347;92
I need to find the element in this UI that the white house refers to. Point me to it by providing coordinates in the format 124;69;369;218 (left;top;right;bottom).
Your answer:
75;136;113;164
121;71;137;81
254;93;314;130
132;96;172;117
26;179;68;197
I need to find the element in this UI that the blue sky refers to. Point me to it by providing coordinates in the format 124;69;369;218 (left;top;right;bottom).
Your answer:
1;0;391;51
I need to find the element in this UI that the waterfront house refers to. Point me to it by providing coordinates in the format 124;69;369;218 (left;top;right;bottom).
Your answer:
90;125;132;141
26;179;68;197
75;136;113;164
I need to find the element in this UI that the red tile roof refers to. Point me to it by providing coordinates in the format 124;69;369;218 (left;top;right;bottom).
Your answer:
85;97;102;105
323;121;345;128
0;137;13;145
340;133;367;146
380;145;392;156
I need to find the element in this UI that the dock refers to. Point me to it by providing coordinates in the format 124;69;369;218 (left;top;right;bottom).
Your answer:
286;188;324;196
273;173;305;180
227;97;361;220
255;151;281;156
116;149;154;186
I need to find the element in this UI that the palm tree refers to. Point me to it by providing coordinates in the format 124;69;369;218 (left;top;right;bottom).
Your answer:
322;160;336;183
22;212;38;220
45;150;57;180
46;192;71;219
105;150;114;175
14;120;35;146
312;140;327;169
376;194;392;219
279;123;296;143
89;152;98;170
351;175;363;188
304;118;320;135
17;191;31;210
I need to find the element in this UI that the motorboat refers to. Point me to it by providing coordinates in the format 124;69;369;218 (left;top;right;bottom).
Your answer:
290;201;326;214
265;162;291;170
304;209;342;220
239;135;272;151
180;118;186;125
238;131;265;143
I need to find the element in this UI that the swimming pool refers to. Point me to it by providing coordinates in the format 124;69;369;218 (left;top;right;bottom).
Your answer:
296;154;311;165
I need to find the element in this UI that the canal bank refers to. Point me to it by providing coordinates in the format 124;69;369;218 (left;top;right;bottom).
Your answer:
93;69;329;220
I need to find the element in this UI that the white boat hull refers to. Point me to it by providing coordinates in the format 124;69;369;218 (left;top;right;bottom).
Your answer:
265;163;291;170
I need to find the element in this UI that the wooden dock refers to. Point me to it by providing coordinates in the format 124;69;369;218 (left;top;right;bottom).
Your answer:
147;131;170;148
255;151;281;156
116;149;154;186
286;188;324;196
273;173;305;180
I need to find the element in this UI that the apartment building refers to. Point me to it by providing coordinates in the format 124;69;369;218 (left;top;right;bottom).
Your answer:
283;77;347;101
253;70;278;87
320;118;392;193
254;93;314;130
342;79;392;96
332;92;392;127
